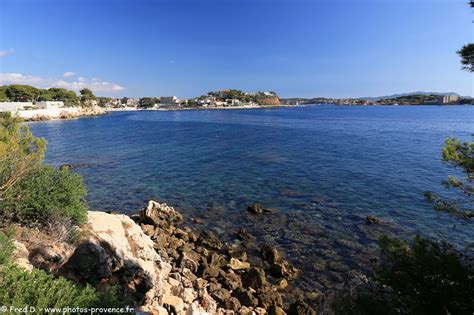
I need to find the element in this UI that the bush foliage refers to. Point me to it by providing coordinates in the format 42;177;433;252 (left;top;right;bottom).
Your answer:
0;265;123;311
1;165;88;225
425;136;473;219
0;231;123;312
0;112;89;225
0;112;46;200
0;229;14;265
375;236;474;314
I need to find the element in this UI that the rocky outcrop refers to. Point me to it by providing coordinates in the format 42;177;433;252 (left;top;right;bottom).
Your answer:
21;106;106;122
247;203;274;215
11;200;316;314
256;96;281;106
58;212;171;307
12;240;33;271
135;200;312;314
140;200;183;228
12;210;216;313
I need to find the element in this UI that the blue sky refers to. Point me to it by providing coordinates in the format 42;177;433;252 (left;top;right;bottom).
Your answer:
0;0;472;98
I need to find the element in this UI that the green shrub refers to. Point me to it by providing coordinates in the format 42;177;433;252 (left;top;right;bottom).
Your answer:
376;236;474;314
0;264;124;312
1;165;88;225
0;230;14;265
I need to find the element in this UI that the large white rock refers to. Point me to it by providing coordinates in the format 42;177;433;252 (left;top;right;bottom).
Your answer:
85;211;172;304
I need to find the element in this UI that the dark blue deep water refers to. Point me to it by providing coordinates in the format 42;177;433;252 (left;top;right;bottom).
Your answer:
29;105;474;293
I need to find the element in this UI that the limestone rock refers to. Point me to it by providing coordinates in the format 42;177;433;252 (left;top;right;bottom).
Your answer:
270;260;300;281
59;211;172;307
12;240;33;271
141;200;183;228
261;244;282;264
228;258;250;271
162;295;185;314
366;215;381;225
288;300;316;315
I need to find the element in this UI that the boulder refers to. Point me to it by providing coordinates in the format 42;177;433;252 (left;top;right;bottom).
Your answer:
227;245;248;262
257;289;283;309
197;261;220;279
178;251;200;274
28;244;67;273
270;260;300;281
233;288;259;308
237;228;255;242
198;230;223;250
12;240;33;271
247;203;264;214
219;271;242;291
268;305;287;315
59;211;172;307
287;300;316;315
141;200;183;228
223;297;241;312
241;267;268;290
228;258;250;271
162;295;184;314
247;203;274;215
366;215;381;225
211;287;231;305
260;244;282;264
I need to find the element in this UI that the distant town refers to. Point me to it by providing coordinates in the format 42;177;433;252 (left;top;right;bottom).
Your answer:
0;84;472;121
281;93;473;106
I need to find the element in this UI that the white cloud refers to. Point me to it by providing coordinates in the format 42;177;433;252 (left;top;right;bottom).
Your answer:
0;73;46;85
52;78;124;93
0;48;15;58
63;71;75;78
0;72;125;94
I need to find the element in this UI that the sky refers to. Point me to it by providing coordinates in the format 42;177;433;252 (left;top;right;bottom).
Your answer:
0;0;472;98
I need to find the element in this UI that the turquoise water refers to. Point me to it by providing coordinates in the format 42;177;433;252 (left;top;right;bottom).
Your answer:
29;105;473;293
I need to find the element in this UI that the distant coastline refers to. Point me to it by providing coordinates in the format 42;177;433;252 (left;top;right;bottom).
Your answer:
1;84;472;123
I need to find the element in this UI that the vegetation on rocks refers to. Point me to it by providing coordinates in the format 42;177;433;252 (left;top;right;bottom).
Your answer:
0;112;88;225
378;137;474;312
0;230;122;312
0;85;80;105
425;136;473;219
0;264;122;311
376;235;474;314
1;165;88;225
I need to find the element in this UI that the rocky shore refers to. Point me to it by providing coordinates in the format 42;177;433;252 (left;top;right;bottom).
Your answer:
12;200;317;314
19;106;107;122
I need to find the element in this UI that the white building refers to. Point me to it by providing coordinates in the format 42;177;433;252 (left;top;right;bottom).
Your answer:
126;98;139;106
160;96;179;105
226;99;241;106
438;95;460;104
36;101;64;109
0;102;32;112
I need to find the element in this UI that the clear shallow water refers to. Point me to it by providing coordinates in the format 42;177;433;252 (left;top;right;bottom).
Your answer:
30;105;473;294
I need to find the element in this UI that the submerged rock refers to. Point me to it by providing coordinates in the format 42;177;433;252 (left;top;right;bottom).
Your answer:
270;260;300;281
288;300;317;315
247;203;275;215
261;244;282;264
248;203;265;214
366;215;381;225
237;228;255;242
